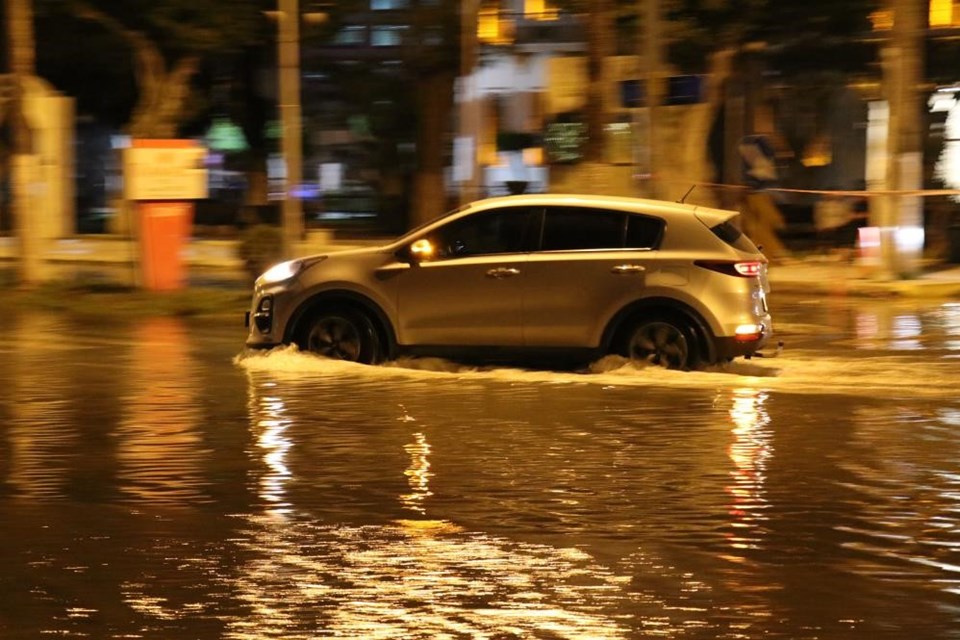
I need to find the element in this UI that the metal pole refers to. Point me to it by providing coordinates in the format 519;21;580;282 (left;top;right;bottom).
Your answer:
278;0;303;256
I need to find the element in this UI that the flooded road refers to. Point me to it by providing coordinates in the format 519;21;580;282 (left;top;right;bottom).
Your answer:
1;294;960;639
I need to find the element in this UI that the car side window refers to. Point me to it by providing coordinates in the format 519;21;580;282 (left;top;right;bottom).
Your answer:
626;214;664;249
428;207;536;259
540;207;626;251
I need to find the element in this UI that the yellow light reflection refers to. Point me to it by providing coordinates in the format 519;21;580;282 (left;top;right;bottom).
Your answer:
9;313;76;500
248;383;293;516
400;432;433;514
725;388;772;551
116;317;207;504
224;377;719;638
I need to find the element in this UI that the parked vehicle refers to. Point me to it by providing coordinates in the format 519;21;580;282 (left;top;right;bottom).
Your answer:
245;194;773;370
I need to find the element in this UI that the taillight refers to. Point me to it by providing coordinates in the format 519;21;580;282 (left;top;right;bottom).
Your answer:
696;260;764;277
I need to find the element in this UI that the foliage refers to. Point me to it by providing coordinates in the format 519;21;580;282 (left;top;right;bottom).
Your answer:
2;279;249;319
237;224;284;283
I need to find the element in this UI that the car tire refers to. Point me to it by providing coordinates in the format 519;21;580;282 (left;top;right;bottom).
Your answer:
623;316;700;370
297;306;380;364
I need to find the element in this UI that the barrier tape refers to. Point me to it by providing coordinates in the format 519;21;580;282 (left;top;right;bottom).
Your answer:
658;178;960;198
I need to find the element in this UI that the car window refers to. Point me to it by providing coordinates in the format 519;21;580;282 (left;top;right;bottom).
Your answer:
540;207;626;251
710;217;760;253
625;214;664;249
427;207;536;259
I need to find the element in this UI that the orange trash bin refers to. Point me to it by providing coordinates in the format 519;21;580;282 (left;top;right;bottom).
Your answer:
138;201;194;290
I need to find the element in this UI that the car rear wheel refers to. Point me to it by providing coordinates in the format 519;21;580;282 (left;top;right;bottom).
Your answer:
297;307;380;364
624;317;698;370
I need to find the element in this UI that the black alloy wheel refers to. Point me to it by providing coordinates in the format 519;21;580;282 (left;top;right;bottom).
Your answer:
626;319;694;370
300;308;379;364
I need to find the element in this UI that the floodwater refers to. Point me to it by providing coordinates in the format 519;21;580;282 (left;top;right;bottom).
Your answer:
1;295;960;639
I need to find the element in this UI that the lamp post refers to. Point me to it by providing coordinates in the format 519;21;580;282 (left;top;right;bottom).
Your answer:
277;0;304;257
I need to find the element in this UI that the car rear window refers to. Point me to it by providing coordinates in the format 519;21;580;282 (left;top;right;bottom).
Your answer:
626;215;663;249
538;207;664;251
541;207;624;251
710;218;760;253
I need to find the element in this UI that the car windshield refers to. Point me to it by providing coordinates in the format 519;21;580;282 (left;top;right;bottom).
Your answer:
710;217;760;253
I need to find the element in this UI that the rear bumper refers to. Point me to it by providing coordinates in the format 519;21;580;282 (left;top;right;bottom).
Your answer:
714;328;771;360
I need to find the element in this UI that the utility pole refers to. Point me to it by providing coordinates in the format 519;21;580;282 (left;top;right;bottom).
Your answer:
278;0;303;256
5;0;42;285
880;0;924;277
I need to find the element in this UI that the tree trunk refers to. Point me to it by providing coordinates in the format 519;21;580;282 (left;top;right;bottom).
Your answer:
410;71;455;229
5;0;44;286
128;54;200;139
583;0;611;164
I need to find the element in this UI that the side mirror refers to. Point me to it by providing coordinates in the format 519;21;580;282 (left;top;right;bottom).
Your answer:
408;238;435;263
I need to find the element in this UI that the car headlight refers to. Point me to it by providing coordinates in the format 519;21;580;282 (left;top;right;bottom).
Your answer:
260;259;303;284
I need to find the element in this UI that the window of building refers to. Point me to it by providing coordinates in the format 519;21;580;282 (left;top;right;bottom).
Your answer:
334;25;366;45
371;25;406;46
929;0;958;27
371;0;409;9
524;0;558;20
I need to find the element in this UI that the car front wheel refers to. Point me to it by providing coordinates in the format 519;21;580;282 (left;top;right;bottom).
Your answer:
624;318;698;370
297;307;380;364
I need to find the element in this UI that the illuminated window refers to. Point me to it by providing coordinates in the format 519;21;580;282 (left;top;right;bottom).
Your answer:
371;25;406;46
478;6;513;45
524;0;558;20
870;9;893;30
334;25;366;45
371;0;408;8
929;0;954;27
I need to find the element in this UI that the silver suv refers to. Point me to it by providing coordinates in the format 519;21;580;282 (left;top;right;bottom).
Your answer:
245;194;772;369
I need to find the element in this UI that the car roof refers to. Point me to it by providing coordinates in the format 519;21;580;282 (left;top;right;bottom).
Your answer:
466;193;736;224
392;193;739;245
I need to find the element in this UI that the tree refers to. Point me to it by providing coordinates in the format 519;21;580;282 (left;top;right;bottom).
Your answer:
35;0;265;138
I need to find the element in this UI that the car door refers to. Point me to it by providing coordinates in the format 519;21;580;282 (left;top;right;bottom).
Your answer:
395;207;537;347
521;207;664;348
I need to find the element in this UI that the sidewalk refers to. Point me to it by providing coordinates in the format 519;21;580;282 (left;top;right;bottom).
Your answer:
2;234;960;298
767;255;960;298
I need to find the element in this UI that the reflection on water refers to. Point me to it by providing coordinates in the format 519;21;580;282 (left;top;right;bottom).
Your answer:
400;431;433;514
725;388;772;552
7;313;78;500
836;403;960;599
248;383;294;514
116;317;210;505
4;304;960;638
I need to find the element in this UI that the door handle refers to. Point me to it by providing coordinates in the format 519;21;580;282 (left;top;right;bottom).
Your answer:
486;267;521;279
611;264;646;275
